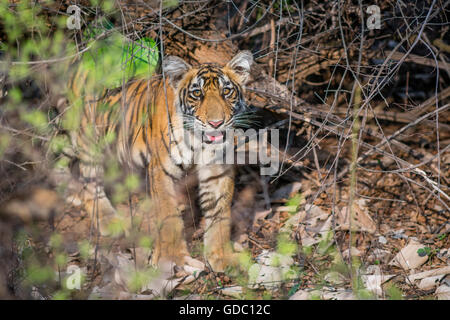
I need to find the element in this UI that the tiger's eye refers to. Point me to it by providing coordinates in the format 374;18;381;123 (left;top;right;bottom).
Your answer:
191;89;202;97
223;88;232;95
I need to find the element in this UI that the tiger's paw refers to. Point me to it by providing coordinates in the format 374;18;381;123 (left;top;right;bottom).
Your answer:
84;197;130;237
150;247;191;270
206;250;241;273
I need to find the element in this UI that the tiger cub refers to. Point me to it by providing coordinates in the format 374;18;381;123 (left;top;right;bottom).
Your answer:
67;51;254;272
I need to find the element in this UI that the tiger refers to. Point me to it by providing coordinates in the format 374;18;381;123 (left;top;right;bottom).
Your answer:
63;51;254;272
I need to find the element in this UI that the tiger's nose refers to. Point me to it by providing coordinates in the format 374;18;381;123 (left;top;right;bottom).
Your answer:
208;119;224;129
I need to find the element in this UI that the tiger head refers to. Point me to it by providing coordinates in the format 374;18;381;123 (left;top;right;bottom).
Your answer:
163;51;254;144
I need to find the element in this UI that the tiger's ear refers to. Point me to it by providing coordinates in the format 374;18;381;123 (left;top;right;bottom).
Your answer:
162;56;191;88
226;51;253;84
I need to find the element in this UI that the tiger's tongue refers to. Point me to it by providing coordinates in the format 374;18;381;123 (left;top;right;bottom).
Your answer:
205;132;224;142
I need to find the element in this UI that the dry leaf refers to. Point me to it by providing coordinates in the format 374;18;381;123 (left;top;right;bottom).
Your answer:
248;264;282;289
321;289;356;300
221;286;243;299
362;274;395;296
336;199;376;234
435;285;450;300
324;271;346;285
417;275;445;290
369;249;391;264
184;256;205;270
291;288;358;300
289;289;314;300
256;250;294;267
407;266;450;282
291;204;332;246
389;239;429;270
343;247;362;260
406;266;450;290
118;291;155;300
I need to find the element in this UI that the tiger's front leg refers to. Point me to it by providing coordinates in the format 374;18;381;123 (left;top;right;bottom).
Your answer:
149;164;190;267
198;164;238;272
78;163;122;236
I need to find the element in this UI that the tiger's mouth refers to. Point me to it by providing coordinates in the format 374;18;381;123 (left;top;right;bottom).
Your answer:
203;130;225;144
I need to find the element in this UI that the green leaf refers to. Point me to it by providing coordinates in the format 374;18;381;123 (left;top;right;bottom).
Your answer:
139;236;153;249
386;284;404;300
79;240;92;261
277;233;297;256
49;233;63;249
163;0;179;8
285;193;303;213
52;290;70;300
81;19;159;89
26;265;54;284
417;247;431;257
125;174;140;192
0;134;11;156
55;253;68;267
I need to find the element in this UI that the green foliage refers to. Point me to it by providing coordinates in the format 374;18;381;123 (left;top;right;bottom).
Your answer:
49;233;63;250
21;110;49;133
302;245;313;256
238;250;253;270
0;0;76;83
49;135;70;154
52;290;70;300
105;158;121;182
309;291;322;300
356;288;375;300
353;276;375;300
276;233;297;256
54;156;70;169
138;236;153;249
61;99;82;131
163;0;179;8
81;19;159;90
417;247;432;257
285;193;303;213
25;264;54;285
288;282;301;297
0;134;11;156
106;215;128;237
127;268;158;293
247;263;261;285
386;284;404;300
79;240;93;261
8;87;22;103
55;253;68;267
317;230;333;255
125;173;140;192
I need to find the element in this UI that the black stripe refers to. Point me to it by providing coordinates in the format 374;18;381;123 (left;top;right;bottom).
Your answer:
199;195;225;212
198;169;232;184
